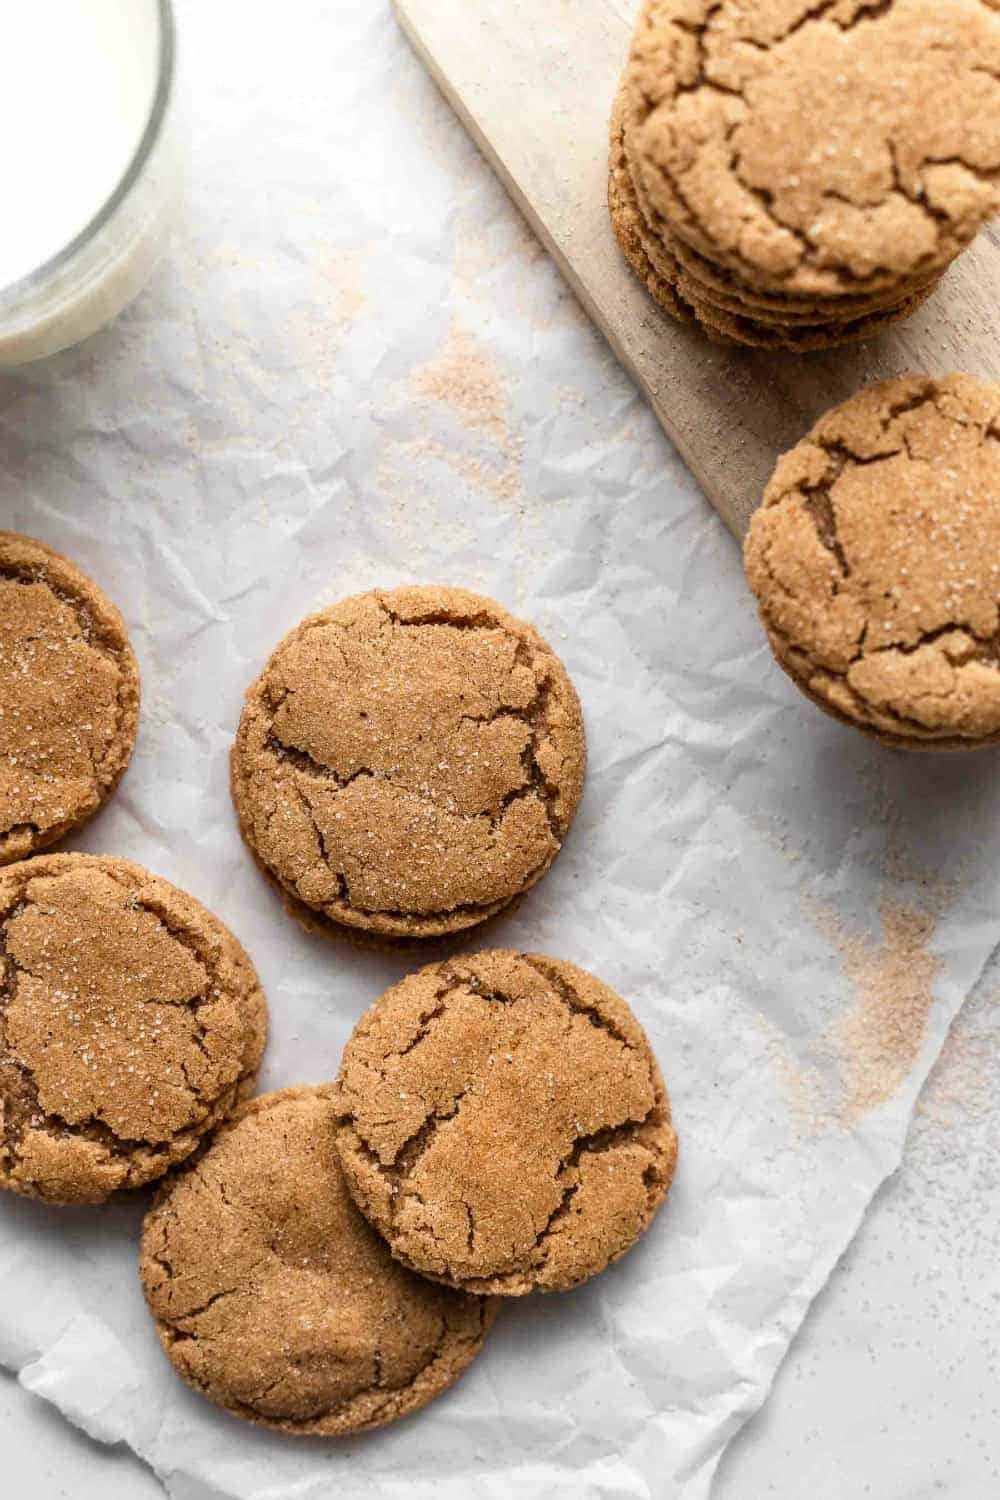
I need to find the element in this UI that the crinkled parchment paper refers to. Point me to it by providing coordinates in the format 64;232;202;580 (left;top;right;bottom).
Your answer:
1;4;999;1497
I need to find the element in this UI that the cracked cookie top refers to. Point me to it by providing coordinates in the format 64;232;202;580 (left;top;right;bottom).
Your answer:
0;532;140;866
231;586;586;941
744;374;1000;747
627;0;1000;298
0;854;268;1204
334;952;678;1295
141;1086;496;1435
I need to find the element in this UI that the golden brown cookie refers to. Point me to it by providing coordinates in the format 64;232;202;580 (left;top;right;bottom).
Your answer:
623;89;945;322
334;952;678;1296
0;532;140;865
0;854;267;1204
610;83;938;350
626;0;1000;301
745;374;1000;749
141;1086;496;1436
231;586;586;942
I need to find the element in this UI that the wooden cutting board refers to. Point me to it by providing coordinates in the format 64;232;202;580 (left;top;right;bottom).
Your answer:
393;0;1000;538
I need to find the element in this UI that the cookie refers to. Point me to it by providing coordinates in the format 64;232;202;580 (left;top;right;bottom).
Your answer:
744;373;1000;749
611;85;938;350
141;1086;496;1436
626;0;1000;301
0;854;267;1204
334;951;678;1296
622;92;944;323
0;532;140;865
231;586;586;942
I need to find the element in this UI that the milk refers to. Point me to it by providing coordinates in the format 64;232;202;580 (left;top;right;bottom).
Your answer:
0;0;175;364
1;0;159;290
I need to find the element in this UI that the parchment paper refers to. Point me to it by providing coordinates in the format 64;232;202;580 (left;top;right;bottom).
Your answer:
1;4;999;1497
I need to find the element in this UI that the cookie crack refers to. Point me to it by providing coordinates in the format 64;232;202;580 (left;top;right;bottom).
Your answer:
669;2;738;100
531;1122;661;1263
803;486;851;579
502;664;568;842
169;1284;245;1329
775;0;896;44
268;667;555;832
0;822;41;851
0;566;123;667
372;970;474;1061
0;877;258;1177
266;735;376;792
390;1000;448;1060
0;565;135;794
642;3;997;290
339;963;664;1288
861;623;999;662
392;1086;471;1180
283;778;349;904
757;547;1000;739
322;884;538;926
345;958;642;1201
375;598;506;634
270;718;564;924
785;386;941;569
520;955;638;1049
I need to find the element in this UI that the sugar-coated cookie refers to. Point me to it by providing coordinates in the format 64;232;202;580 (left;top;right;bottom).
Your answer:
0;532;140;864
335;951;678;1295
141;1087;496;1435
0;854;267;1203
745;374;1000;748
231;586;586;941
626;0;1000;300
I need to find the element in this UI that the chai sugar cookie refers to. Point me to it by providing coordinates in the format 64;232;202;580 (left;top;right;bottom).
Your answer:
611;77;939;350
626;0;1000;302
141;1087;496;1436
745;374;1000;748
231;586;586;942
0;854;267;1204
0;532;140;865
334;952;678;1296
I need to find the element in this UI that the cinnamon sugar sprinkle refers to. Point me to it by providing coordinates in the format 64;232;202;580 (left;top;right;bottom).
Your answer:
814;894;946;1124
413;324;520;457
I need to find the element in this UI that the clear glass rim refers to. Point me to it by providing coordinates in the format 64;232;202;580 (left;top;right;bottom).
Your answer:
0;0;176;310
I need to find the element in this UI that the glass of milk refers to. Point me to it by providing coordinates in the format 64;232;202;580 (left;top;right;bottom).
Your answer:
0;0;178;366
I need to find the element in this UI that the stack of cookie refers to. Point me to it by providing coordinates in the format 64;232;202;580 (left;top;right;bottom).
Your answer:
141;951;679;1436
744;373;1000;749
611;0;1000;351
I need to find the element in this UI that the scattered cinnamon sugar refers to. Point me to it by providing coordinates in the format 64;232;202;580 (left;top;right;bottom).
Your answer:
407;326;526;522
765;1035;827;1137
914;995;996;1131
811;891;948;1124
413;436;522;505
414;324;511;446
318;248;367;328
